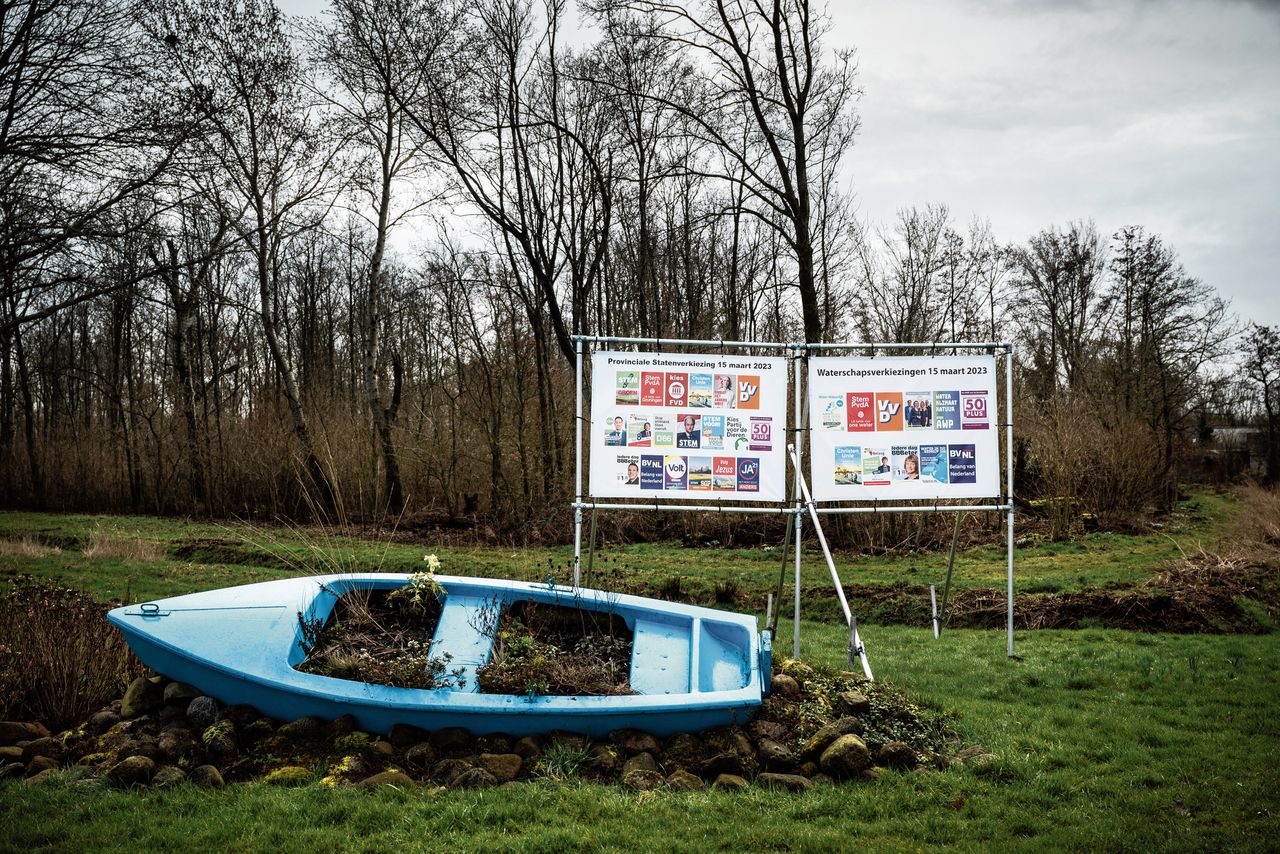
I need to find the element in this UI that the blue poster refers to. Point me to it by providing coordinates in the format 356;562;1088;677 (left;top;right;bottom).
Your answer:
920;444;949;483
948;444;976;484
933;391;960;430
640;455;664;490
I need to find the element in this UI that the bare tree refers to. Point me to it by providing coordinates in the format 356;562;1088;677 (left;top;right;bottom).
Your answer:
150;0;345;512
1010;220;1107;396
399;0;614;366
1102;225;1233;505
0;0;202;335
590;0;860;343
311;0;457;514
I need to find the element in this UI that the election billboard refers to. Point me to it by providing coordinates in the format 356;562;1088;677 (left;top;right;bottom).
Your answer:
589;350;788;502
808;355;1001;501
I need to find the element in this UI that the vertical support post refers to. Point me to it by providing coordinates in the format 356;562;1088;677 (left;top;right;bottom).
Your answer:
573;337;584;590
792;346;804;658
1005;343;1015;657
930;585;939;639
584;507;598;588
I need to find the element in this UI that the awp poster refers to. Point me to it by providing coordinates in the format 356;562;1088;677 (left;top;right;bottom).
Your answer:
589;351;787;501
808;355;1001;501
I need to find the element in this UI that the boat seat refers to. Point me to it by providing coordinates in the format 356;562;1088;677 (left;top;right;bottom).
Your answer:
630;615;692;695
429;594;501;693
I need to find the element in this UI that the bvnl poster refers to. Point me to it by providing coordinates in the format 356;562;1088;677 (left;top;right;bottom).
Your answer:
589;351;787;501
808;355;1000;502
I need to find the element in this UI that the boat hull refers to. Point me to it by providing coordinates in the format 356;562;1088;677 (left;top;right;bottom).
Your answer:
107;574;766;737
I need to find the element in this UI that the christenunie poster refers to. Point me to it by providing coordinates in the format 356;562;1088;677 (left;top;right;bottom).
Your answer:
589;351;787;501
808;355;1000;501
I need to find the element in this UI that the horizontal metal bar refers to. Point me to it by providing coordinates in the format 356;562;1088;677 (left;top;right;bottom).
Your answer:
572;501;800;515
805;341;1011;352
815;503;1012;515
572;334;795;351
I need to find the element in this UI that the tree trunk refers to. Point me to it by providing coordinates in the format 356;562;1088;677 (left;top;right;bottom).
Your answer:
256;235;336;516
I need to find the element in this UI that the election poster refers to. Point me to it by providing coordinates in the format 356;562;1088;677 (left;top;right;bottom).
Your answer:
589;351;788;501
808;355;1000;501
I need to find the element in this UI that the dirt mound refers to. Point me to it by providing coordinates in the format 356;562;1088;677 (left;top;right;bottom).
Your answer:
827;550;1278;634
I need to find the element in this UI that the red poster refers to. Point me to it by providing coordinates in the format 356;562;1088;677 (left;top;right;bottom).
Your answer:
665;372;688;407
713;457;737;491
640;372;665;406
846;392;875;432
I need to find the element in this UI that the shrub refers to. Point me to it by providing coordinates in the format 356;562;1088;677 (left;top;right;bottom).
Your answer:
0;577;145;730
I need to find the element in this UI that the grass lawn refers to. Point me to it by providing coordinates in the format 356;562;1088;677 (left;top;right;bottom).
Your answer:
0;488;1238;608
1;492;1277;852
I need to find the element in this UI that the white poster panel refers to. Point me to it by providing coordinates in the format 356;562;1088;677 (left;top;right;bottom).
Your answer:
588;351;788;502
808;355;1000;502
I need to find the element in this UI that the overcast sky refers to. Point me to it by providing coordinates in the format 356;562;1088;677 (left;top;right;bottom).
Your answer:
281;0;1280;328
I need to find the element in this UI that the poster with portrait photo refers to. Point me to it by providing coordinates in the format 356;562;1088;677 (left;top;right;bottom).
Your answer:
617;455;641;487
675;413;702;449
892;445;921;481
627;415;653;447
904;393;933;429
862;447;891;485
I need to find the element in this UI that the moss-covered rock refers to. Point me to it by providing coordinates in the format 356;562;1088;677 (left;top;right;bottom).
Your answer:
201;721;236;756
799;717;864;762
333;731;370;752
188;764;224;787
818;734;872;779
264;765;313;787
712;773;749;790
757;772;812;792
120;677;163;719
106;755;154;788
666;769;704;791
476;753;522;783
360;769;415;789
621;752;657;775
621;768;663;791
321;754;370;787
162;682;202;704
151;765;187;788
277;716;325;740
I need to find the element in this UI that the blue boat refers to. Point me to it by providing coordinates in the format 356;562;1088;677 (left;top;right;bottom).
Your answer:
107;574;771;737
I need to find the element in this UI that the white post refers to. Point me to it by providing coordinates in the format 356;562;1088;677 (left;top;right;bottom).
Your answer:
573;337;584;590
1005;343;1015;657
930;584;939;639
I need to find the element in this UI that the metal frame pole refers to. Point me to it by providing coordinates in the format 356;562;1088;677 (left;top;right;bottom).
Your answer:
792;346;804;658
573;337;584;590
1005;343;1016;657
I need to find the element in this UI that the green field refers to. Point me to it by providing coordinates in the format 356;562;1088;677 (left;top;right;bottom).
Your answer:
2;494;1278;852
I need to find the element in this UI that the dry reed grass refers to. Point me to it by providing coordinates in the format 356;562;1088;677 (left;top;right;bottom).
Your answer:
1232;482;1280;550
0;536;61;558
82;528;164;562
